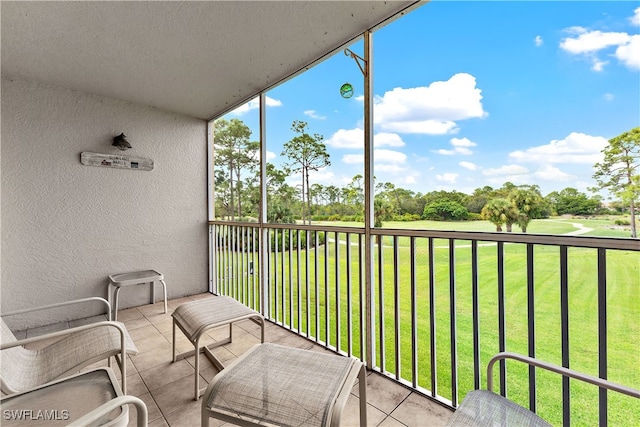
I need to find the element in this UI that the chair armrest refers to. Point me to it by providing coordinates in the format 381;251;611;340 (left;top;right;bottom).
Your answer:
67;395;148;427
2;297;112;321
487;352;640;399
1;321;130;394
0;321;125;351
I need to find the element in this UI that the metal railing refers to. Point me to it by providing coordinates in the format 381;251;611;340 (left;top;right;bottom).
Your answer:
209;221;640;426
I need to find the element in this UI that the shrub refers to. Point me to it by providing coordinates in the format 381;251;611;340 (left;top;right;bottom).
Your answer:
268;229;325;251
423;200;470;221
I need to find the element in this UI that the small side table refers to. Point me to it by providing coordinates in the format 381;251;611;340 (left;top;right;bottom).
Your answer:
108;270;168;321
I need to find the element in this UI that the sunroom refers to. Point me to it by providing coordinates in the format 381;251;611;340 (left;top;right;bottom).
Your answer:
2;1;639;426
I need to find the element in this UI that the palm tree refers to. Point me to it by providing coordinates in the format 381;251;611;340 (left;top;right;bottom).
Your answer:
481;198;519;232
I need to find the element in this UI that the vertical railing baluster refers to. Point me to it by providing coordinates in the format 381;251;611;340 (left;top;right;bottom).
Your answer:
378;233;386;373
315;231;320;342
359;233;365;362
598;248;608;427
527;243;536;412
497;241;507;397
429;237;437;398
324;232;330;347
560;245;570;426
410;236;418;388
394;236;401;380
305;230;310;337
216;225;221;294
274;229;279;322
472;240;481;390
449;239;458;407
288;229;293;329
335;232;341;353
229;225;236;298
234;225;239;299
251;227;260;311
221;225;226;295
280;228;287;327
245;226;250;306
265;229;271;318
241;226;246;305
224;224;229;296
346;232;353;356
297;230;301;333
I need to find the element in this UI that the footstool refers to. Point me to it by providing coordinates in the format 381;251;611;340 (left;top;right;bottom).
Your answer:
172;296;265;400
201;343;368;427
108;270;168;321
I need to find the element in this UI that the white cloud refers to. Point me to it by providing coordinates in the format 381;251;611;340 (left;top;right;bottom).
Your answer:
308;168;335;183
326;128;363;149
376;164;408;173
535;35;543;47
375;132;406;147
509;132;607;164
560;30;631;54
631;7;640;26
459;161;478;171
374;73;487;135
616;34;640;69
266;151;276;161
604;93;615;101
560;20;640;71
376;149;407;164
230;96;282;115
436;173;458;184
531;165;574;182
592;59;608;72
288;167;335;185
304;110;326;120
342;149;407;165
342;154;362;164
451;137;476;148
434;136;477;155
325;128;406;149
482;165;530;177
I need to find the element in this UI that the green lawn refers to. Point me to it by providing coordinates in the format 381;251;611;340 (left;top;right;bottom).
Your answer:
316;216;638;238
218;217;640;426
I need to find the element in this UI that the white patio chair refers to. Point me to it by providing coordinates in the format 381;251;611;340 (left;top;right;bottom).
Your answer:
1;297;138;395
1;367;148;426
447;352;640;426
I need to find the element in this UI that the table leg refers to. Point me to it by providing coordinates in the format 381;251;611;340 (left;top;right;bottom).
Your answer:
359;365;367;427
150;281;156;305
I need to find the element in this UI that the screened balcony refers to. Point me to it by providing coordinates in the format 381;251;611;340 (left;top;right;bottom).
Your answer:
2;1;639;426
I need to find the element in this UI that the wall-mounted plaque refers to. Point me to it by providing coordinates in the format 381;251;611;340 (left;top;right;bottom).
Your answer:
80;152;153;171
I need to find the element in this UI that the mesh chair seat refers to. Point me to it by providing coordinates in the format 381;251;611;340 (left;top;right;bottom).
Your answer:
1;319;137;394
202;343;367;427
1;368;147;427
446;390;551;427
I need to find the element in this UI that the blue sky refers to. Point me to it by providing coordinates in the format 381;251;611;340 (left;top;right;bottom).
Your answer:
224;1;640;198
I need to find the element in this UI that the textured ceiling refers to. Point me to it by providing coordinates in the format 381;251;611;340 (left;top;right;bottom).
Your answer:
1;1;421;120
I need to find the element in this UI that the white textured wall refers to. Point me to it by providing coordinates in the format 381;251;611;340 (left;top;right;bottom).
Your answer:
1;76;209;328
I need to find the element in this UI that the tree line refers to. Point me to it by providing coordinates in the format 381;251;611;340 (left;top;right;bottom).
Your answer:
214;119;639;236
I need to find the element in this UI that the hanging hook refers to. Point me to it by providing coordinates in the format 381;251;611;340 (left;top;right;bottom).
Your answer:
344;48;367;77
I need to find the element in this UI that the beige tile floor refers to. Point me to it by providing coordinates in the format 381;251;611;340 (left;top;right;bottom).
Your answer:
16;293;454;427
